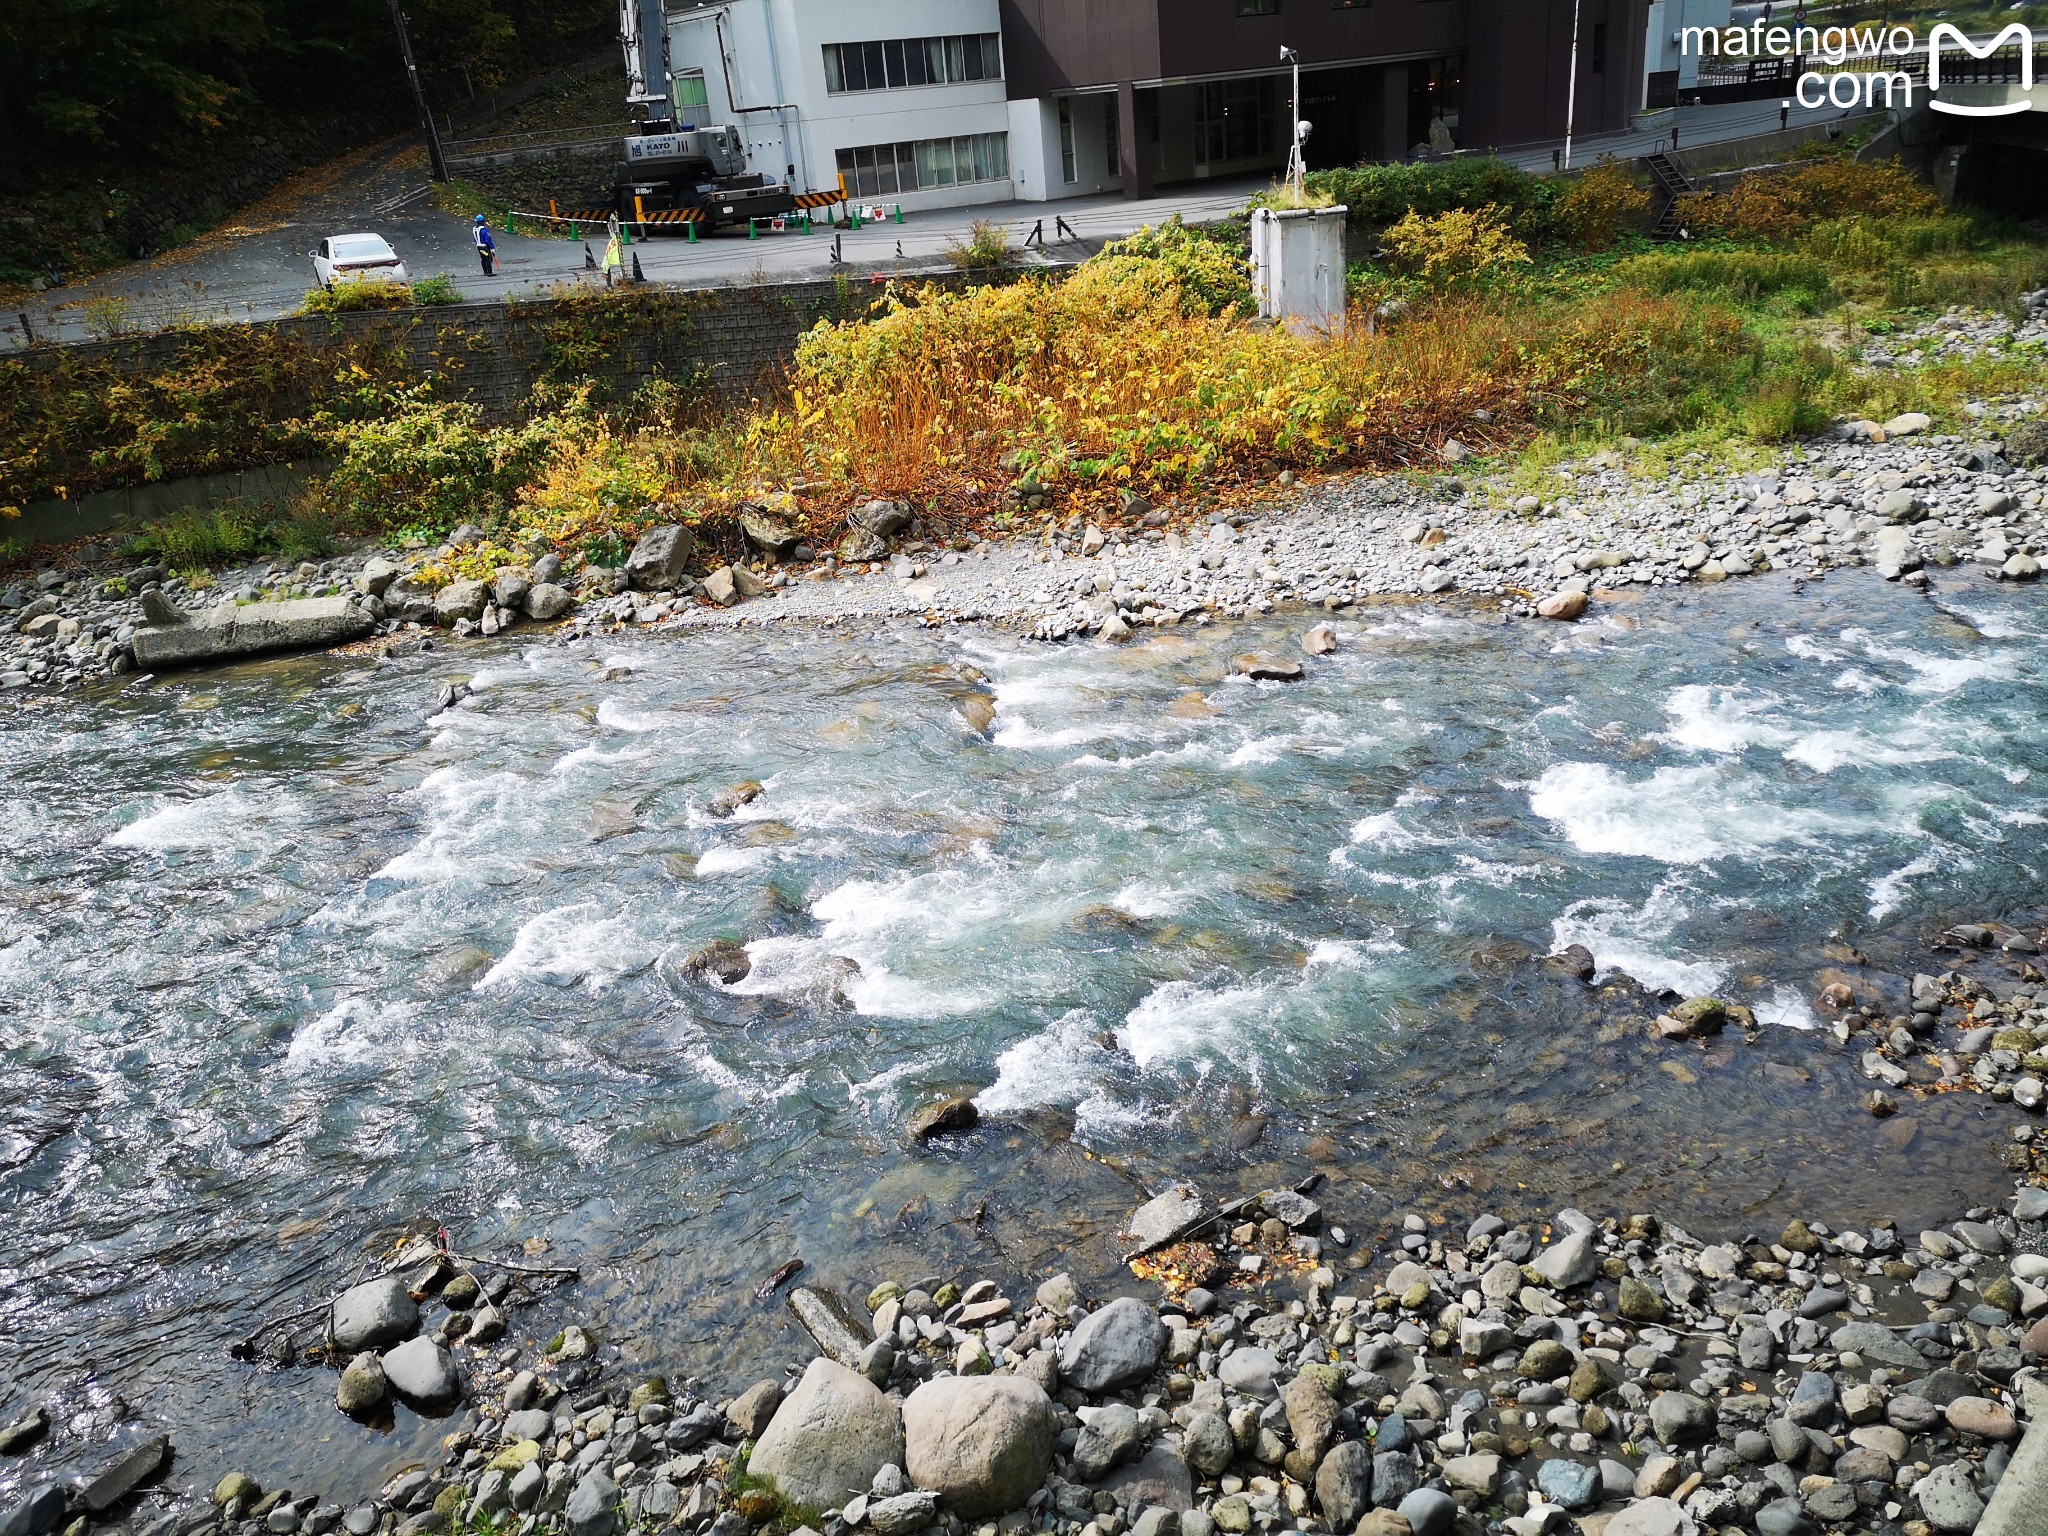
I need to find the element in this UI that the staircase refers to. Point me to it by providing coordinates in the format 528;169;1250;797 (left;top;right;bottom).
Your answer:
1642;150;1700;241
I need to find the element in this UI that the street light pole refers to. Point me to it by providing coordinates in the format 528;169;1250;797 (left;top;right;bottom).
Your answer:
1280;46;1305;197
1562;0;1583;169
389;0;449;183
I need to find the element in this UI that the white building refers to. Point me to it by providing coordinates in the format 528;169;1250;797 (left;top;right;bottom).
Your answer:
664;0;1018;213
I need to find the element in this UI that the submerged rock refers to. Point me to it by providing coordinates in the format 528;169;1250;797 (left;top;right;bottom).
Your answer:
908;1096;979;1143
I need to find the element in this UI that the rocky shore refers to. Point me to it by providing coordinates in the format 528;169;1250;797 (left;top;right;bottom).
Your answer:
8;913;2048;1536
2;325;2044;697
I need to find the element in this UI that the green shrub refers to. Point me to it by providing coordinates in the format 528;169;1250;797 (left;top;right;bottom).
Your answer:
129;503;268;572
319;386;593;535
301;279;413;315
1617;249;1833;309
1304;158;1559;240
411;275;463;306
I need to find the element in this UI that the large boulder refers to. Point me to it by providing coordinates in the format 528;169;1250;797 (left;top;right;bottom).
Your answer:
626;525;696;590
1059;1297;1165;1393
749;1358;903;1511
433;579;490;624
380;1336;460;1409
849;500;913;538
903;1375;1057;1517
331;1276;418;1352
739;505;802;556
131;595;373;670
1126;1183;1205;1251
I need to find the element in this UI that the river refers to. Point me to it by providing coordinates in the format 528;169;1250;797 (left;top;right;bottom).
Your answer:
2;569;2043;1498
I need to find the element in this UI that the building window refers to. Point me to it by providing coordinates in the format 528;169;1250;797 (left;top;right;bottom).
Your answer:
1591;22;1608;73
1238;0;1281;13
836;133;1009;197
1104;98;1120;179
1195;77;1280;165
1058;99;1077;182
823;33;1003;93
672;71;709;123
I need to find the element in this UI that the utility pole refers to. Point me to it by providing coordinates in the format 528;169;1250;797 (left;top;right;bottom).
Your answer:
389;0;449;182
1562;0;1583;169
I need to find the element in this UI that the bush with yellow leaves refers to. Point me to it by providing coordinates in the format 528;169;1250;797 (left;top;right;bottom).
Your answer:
1380;205;1533;291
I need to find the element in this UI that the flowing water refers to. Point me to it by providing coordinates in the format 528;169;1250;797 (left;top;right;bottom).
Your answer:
3;571;2046;1498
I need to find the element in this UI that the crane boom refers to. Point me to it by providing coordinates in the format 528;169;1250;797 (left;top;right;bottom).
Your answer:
619;0;671;111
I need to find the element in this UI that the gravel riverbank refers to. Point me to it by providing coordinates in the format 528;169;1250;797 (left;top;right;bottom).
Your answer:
3;355;2045;696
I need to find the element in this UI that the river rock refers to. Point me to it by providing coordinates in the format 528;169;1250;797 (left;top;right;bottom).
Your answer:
0;1484;65;1536
1372;1451;1419;1508
1127;1183;1206;1250
1315;1441;1374;1529
867;1492;939;1536
433;579;489;623
564;1471;617;1536
0;1407;48;1454
1102;1444;1194;1512
1831;1321;1923;1369
750;1358;903;1510
1947;1396;2019;1439
132;595;373;670
1536;590;1588;620
1233;651;1303;682
1532;1228;1597;1288
626;526;695;590
787;1286;871;1368
331;1276;419;1352
727;1379;784;1440
1183;1412;1233;1477
1536;1459;1599;1511
1060;1296;1165;1392
1283;1372;1340;1467
337;1352;387;1416
850;500;913;538
1218;1346;1281;1401
902;1375;1056;1516
1606;1498;1696;1536
381;1337;460;1408
78;1434;170;1512
1916;1461;1985;1532
1648;1392;1715;1445
908;1096;978;1142
525;582;574;621
1301;624;1338;656
1396;1488;1457;1536
739;507;801;556
1072;1403;1143;1480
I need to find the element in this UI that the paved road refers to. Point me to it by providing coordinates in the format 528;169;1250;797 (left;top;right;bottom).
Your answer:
0;95;1867;350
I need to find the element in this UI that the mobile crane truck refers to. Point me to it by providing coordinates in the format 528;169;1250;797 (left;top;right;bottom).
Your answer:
613;0;839;235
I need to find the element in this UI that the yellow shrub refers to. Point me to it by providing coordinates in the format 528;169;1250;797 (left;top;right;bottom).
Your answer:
1380;205;1532;290
1555;165;1652;249
1676;160;1940;244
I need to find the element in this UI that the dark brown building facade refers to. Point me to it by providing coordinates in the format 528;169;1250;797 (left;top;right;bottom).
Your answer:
998;0;1650;198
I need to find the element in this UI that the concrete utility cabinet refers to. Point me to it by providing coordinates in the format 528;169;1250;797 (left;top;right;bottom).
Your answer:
1250;205;1349;334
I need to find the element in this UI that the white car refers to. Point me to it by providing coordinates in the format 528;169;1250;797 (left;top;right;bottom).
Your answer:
311;233;409;289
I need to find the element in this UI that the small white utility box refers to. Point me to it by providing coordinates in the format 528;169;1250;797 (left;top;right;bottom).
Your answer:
1249;205;1349;334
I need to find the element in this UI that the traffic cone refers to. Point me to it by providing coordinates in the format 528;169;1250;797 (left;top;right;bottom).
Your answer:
632;250;645;282
894;204;904;224
686;218;698;244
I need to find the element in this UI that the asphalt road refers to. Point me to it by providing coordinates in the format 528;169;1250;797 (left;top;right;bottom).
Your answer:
0;95;1868;350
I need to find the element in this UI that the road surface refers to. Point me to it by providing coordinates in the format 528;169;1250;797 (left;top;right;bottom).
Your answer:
0;96;1866;350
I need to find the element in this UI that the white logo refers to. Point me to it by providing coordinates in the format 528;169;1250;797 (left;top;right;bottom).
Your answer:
1927;22;2035;117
